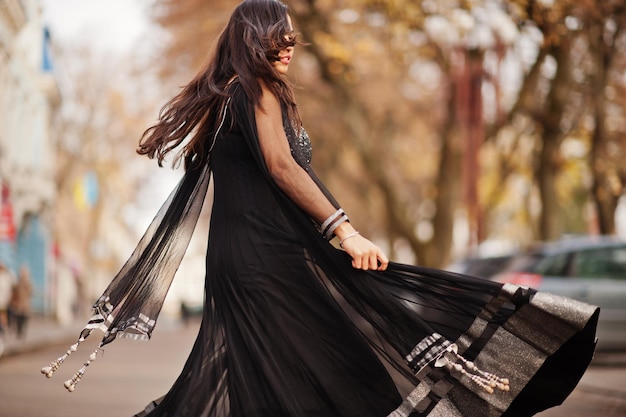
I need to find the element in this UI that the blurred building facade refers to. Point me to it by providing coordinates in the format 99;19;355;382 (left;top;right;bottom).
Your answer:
0;0;60;314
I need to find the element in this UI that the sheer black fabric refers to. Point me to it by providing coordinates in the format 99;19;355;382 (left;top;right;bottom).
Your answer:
43;81;599;417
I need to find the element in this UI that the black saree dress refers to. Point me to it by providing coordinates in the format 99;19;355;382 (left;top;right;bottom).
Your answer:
42;81;599;417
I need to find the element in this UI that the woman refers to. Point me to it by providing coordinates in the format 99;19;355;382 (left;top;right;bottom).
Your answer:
42;1;599;416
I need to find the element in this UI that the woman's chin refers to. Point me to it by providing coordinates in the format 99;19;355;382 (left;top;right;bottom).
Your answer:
274;64;289;74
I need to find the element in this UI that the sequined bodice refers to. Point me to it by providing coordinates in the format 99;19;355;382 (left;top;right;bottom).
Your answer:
285;125;312;169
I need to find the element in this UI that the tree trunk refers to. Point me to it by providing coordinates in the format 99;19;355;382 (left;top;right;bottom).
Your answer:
536;137;561;240
536;42;572;241
589;15;621;235
425;61;464;266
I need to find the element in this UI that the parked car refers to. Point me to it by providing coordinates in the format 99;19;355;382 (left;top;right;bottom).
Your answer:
491;236;626;350
446;254;515;279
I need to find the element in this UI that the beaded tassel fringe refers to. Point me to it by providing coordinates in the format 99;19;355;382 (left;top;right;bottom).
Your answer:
40;331;102;392
434;344;510;394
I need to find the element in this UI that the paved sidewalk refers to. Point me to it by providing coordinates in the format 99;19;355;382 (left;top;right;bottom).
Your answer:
0;313;185;359
0;314;88;358
2;314;626;416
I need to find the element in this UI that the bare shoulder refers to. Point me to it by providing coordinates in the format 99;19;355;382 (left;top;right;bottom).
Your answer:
256;80;281;115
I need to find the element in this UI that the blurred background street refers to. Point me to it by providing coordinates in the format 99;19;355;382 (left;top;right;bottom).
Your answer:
2;0;626;415
0;317;198;417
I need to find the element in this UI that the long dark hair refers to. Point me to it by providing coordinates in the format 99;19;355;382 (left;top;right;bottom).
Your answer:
138;0;300;168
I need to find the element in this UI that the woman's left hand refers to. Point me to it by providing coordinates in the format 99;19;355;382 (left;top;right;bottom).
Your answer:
336;226;388;271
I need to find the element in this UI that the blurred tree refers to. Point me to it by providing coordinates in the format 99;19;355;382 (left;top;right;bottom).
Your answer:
51;44;158;300
146;0;626;267
487;0;626;240
147;0;521;265
583;1;626;234
151;0;234;81
149;0;448;265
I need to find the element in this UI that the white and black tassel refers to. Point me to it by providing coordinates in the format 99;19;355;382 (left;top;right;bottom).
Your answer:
41;332;103;393
434;344;510;394
40;337;86;378
63;346;101;392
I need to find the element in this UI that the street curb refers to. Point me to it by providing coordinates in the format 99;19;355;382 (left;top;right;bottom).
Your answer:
590;351;626;367
0;317;187;359
1;325;81;359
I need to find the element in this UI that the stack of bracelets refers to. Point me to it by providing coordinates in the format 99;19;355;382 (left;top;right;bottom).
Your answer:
320;208;349;240
320;208;362;248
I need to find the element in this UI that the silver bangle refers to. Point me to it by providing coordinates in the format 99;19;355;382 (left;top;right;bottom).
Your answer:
320;209;343;235
339;231;360;248
324;213;349;240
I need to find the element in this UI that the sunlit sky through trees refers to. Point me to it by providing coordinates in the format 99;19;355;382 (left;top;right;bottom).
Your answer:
41;0;182;237
41;0;153;53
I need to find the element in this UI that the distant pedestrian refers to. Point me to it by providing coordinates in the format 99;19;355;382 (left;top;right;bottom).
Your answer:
10;265;32;339
0;262;13;335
